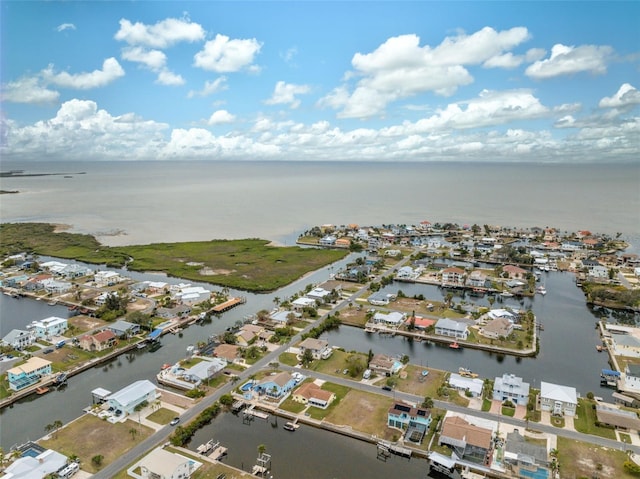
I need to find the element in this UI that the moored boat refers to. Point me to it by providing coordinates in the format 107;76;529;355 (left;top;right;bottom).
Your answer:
36;386;50;395
449;341;461;350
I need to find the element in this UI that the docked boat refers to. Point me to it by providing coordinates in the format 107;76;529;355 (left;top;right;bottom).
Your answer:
536;285;547;295
596;345;604;352
54;373;67;385
449;342;461;350
36;386;50;395
283;422;298;431
500;291;514;298
458;367;478;378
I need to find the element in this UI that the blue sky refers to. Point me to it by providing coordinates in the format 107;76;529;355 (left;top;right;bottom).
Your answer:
1;1;639;162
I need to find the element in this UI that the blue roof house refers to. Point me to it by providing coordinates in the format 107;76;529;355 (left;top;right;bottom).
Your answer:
254;372;297;400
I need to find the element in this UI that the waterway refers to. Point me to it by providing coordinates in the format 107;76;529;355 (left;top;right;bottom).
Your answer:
188;412;428;479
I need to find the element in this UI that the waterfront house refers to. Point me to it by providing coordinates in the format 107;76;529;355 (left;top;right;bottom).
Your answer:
319;235;337;246
503;265;528;280
107;319;141;338
369;354;402;376
254;372;297;400
448;373;484;397
441;267;465;286
106;379;159;416
387;401;432;444
180;357;226;385
235;324;264;347
94;270;123;287
539;381;578;416
40;278;72;294
24;274;51;291
39;260;68;274
405;316;436;330
466;270;488;288
493;374;530;406
7;357;52;391
156;304;191;320
2;328;35;350
298;338;331;360
438;415;494;465
269;309;298;326
625;364;640;391
27;316;68;340
147;281;169;294
479;317;514;340
79;330;118;352
487;308;516;322
367;291;394;306
305;287;332;304
588;265;609;279
173;286;211;305
139;447;193;479
291;297;317;311
504;429;550;477
292;381;335;409
611;334;640;358
595;404;640;431
372;311;406;328
435;318;469;340
213;343;241;363
396;266;415;279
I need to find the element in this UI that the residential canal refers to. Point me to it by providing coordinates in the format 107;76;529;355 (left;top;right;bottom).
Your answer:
187;411;429;479
0;263;635;457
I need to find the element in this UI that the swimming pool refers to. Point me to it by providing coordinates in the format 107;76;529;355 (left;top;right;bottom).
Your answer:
240;381;254;392
519;466;549;479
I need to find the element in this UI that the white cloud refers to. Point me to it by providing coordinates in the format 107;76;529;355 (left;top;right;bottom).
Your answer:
187;77;228;98
525;44;613;79
43;57;125;89
265;81;311;108
483;53;522;69
1;77;59;104
114;17;205;48
322;27;530;119
193;34;262;73
280;47;298;64
156;70;184;86
599;83;640;109
207;110;235;125
122;46;167;70
56;23;76;32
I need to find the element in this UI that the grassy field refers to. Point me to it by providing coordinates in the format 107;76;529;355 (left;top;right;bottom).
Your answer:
0;223;348;292
389;365;446;398
39;414;154;474
557;436;636;479
306;382;350;420
323;389;396;439
146;407;178;425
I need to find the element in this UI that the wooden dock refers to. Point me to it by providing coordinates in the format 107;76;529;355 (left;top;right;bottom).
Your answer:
211;296;246;314
244;404;269;420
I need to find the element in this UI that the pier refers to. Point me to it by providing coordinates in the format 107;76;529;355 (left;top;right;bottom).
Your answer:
210;296;246;314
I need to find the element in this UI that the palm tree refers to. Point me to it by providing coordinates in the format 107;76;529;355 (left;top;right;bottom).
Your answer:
129;427;138;440
53;419;63;438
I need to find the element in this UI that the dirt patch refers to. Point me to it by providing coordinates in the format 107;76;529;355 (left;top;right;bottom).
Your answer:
199;267;235;276
69;315;106;331
558;437;632;478
324;390;393;437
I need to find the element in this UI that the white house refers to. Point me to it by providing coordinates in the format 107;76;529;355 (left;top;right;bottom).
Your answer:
2;328;35;350
493;373;530;406
435;318;469;340
174;286;211;305
94;270;123;287
448;373;484;397
441;267;465;286
106;379;159;416
480;317;514;339
372;311;406;328
625;364;640;392
306;287;332;303
589;265;609;279
611;334;640;358
298;338;332;360
539;381;578;416
291;297;317;311
27;316;68;339
138;448;193;479
2;447;68;479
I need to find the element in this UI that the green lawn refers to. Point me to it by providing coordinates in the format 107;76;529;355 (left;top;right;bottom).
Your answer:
306;382;350;420
146;407;178;425
482;399;492;411
278;396;307;414
278;352;298;366
574;399;617;439
502;406;516;417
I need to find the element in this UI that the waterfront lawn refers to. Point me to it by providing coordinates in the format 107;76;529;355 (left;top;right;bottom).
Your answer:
323;389;395;438
146;407;178;425
306;382;350;421
278;352;298;367
393;365;446;398
338;307;369;327
278;396;307;414
574;399;617;440
39;414;154;474
557;436;635;479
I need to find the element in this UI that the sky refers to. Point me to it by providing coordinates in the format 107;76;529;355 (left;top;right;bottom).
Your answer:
1;1;639;163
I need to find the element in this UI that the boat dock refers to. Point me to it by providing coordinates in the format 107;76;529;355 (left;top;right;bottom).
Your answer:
244;404;269;420
197;440;227;460
211;296;246;314
377;440;412;458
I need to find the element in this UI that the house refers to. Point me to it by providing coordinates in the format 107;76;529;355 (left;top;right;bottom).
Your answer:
2;446;68;479
213;343;241;363
589;265;609;279
292;382;335;409
7;357;53;391
319;235;337;246
611;334;640;358
466;270;488;288
27;316;68;339
493;374;530;406
539;381;578;416
504;429;550;477
298;338;331;360
156;304;191;320
441;267;465;286
107;319;141;338
480;317;514;339
254;372;297;400
270;310;298;326
435;318;469;340
40;278;72;294
138;447;193;479
448;373;484;397
305;287;332;304
372;311;406;328
180;357;226;386
487;308;516;322
595;404;640;431
235;324;264;347
173;286;211;305
405;316;436;330
2;328;35;350
94;270;123;287
625;364;640;391
367;291;395;306
79;330;118;352
291;297;317;311
369;354;402;376
387;401;432;444
106;379;159;416
396;266;415;279
438;415;494;465
503;265;528;279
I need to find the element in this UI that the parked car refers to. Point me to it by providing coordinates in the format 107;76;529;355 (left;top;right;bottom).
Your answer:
170;417;180;426
382;385;392;391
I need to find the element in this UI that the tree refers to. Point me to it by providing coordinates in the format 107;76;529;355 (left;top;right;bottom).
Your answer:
301;348;314;367
258;444;267;456
91;455;104;467
129;427;138;440
219;394;234;407
422;396;434;409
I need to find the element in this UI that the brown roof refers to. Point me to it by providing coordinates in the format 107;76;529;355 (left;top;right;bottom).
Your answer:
596;405;640;430
370;354;395;369
214;343;240;361
93;330;116;342
503;265;527;274
441;416;493;449
294;382;334;402
482;318;513;335
442;267;465;274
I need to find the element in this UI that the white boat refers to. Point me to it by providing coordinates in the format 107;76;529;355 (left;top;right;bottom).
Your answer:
536;285;547;295
501;291;514;298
